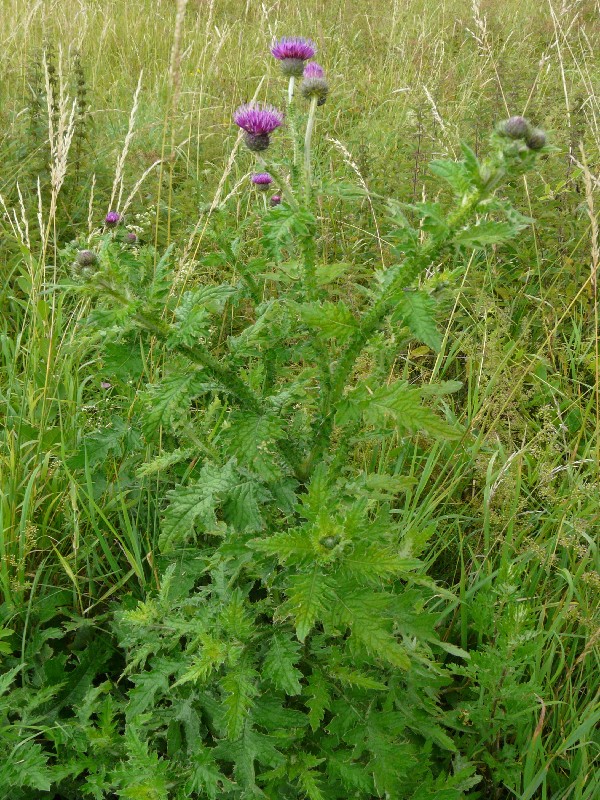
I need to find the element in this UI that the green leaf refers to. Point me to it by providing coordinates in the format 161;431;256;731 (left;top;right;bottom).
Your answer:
263;633;303;695
454;220;520;248
362;381;461;439
393;290;442;351
304;671;330;732
341;542;422;582
428;158;473;195
143;371;218;439
187;748;232;799
316;262;352;285
299;300;358;341
161;460;236;551
221;667;258;740
281;568;332;642
223;478;270;533
126;668;170;720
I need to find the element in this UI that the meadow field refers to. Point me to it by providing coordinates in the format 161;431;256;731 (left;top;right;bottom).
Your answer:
0;0;599;797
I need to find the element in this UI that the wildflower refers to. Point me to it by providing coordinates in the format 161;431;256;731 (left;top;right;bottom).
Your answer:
501;116;530;139
526;127;547;150
105;211;121;228
76;249;98;267
251;172;273;191
301;62;329;105
101;381;112;390
270;194;282;206
271;37;316;77
234;103;284;152
124;231;137;244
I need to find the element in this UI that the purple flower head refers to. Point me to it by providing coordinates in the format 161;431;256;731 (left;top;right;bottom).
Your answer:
105;211;121;228
301;62;329;105
251;172;273;191
234;103;284;151
270;194;282;207
271;37;316;76
124;231;137;244
101;381;112;390
271;37;316;61
303;62;325;79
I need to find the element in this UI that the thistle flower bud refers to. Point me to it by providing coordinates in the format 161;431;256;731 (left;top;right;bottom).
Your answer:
270;194;282;207
105;211;121;228
124;231;138;244
301;62;329;105
251;172;273;191
271;37;316;77
525;127;547;150
320;535;340;549
501;116;530;139
76;249;98;267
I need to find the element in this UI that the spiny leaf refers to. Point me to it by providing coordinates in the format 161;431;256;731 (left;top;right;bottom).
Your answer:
221;667;258;740
263;633;303;695
304;671;331;732
298;300;358;341
187;748;232;799
281;568;332;642
454;219;522;248
393;290;442;351
143;371;219;439
161;460;237;551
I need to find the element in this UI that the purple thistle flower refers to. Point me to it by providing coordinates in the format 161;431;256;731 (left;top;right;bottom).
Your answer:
270;194;282;207
251;172;274;191
105;211;121;228
124;231;138;244
271;37;316;76
303;62;325;79
234;103;284;151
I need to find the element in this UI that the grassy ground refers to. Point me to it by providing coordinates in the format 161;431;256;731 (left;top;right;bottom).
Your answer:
0;0;599;797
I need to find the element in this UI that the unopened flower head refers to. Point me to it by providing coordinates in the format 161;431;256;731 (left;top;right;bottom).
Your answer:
124;231;137;244
270;194;282;207
77;249;98;267
234;103;284;151
105;211;121;228
271;37;316;76
251;172;273;191
301;61;329;105
526;127;547;150
501;116;530;139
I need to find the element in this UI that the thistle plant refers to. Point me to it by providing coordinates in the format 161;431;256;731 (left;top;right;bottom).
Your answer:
67;39;550;800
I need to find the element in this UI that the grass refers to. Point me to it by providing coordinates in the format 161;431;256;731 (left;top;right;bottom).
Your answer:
0;0;598;797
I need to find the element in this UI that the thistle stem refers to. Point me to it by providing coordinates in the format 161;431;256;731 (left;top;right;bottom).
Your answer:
304;95;318;203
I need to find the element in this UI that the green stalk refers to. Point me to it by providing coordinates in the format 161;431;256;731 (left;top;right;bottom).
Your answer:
303;95;318;204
